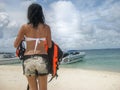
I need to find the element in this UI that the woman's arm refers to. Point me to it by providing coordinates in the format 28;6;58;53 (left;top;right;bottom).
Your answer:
46;25;52;48
14;25;25;48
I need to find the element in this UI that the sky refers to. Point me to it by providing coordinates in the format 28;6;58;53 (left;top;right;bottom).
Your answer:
0;0;120;52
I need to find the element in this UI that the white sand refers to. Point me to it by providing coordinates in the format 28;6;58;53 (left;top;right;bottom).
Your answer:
0;65;120;90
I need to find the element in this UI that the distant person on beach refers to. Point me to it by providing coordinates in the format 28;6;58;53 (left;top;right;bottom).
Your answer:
14;3;52;90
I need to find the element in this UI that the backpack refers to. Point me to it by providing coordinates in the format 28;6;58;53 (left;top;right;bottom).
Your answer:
16;40;25;60
47;41;63;82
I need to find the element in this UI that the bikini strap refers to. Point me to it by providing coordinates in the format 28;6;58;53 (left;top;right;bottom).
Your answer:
25;37;46;53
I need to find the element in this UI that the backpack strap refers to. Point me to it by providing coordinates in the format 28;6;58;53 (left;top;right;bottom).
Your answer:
53;44;58;76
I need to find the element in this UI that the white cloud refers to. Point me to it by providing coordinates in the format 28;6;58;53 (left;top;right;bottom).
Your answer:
0;11;19;52
46;1;84;50
98;1;120;22
0;0;120;52
45;0;120;50
0;12;9;28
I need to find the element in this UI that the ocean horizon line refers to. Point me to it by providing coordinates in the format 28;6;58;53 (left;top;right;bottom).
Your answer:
0;47;120;53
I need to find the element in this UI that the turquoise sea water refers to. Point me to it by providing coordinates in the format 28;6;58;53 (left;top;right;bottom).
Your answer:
61;48;120;72
0;48;120;72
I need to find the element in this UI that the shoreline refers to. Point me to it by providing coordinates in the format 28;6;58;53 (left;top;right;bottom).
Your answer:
0;65;120;90
60;65;120;73
59;65;120;73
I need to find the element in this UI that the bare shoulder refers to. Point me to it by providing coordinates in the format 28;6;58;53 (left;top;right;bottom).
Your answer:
23;23;31;28
20;24;28;30
18;24;28;34
44;24;50;31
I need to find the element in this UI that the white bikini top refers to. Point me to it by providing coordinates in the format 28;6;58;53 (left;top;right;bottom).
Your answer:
25;37;46;53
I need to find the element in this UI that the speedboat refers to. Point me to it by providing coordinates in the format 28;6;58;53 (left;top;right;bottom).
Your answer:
61;50;85;64
0;57;20;65
3;53;15;58
0;53;20;65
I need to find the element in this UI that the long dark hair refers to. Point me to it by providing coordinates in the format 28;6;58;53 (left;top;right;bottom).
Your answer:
27;3;45;28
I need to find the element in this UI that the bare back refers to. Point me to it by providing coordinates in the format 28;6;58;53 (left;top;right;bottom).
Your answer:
14;24;52;55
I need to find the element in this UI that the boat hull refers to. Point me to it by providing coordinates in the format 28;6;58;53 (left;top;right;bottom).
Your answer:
61;54;85;64
0;57;21;65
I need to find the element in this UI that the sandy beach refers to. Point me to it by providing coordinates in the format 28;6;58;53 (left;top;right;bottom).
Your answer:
0;65;120;90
